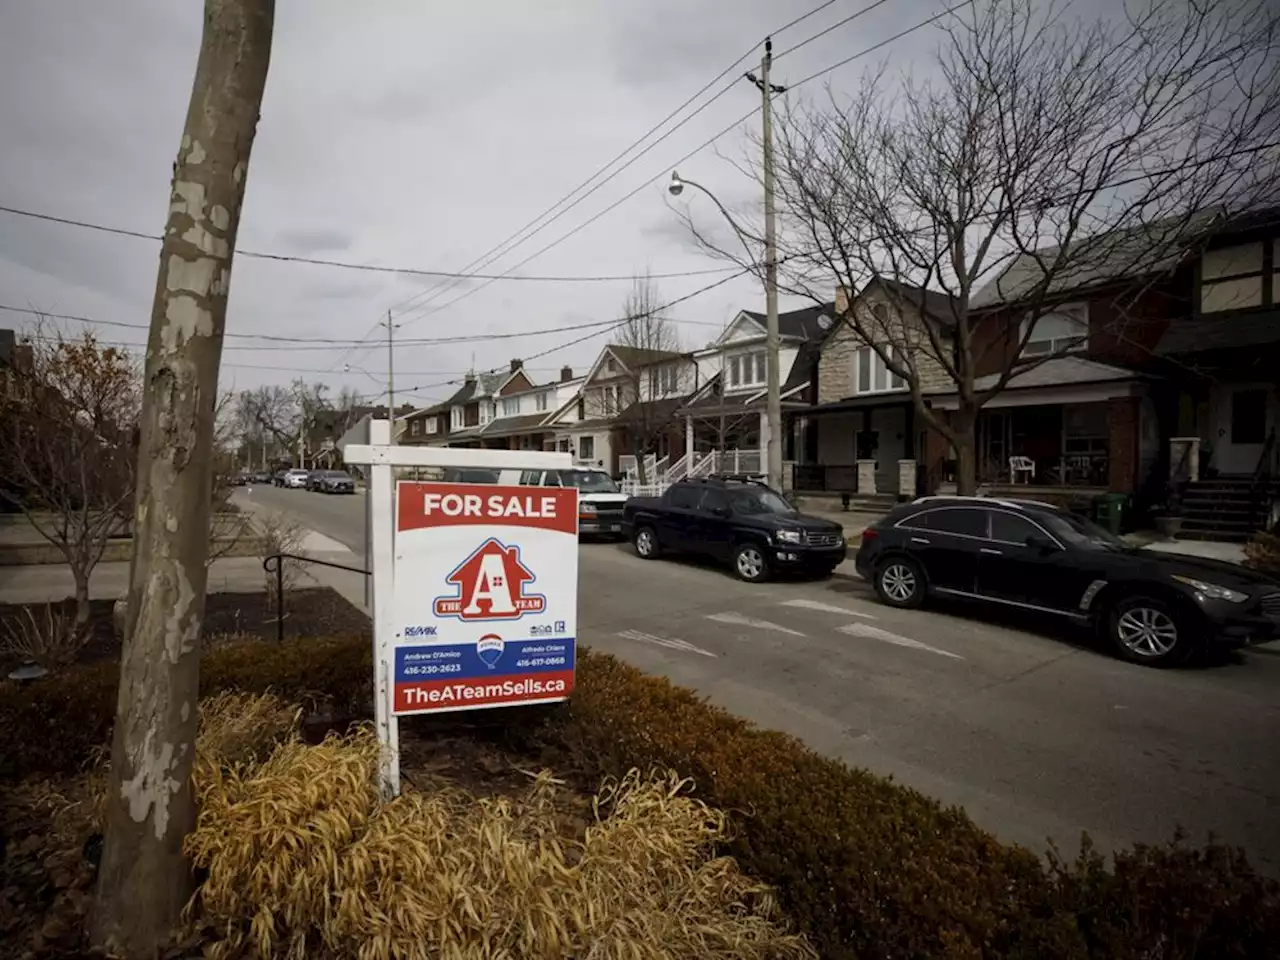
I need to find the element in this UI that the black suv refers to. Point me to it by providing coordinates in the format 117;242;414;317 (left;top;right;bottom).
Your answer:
855;496;1280;666
623;477;846;581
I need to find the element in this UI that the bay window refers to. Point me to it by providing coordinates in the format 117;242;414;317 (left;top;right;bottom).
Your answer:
726;350;765;390
1199;240;1274;313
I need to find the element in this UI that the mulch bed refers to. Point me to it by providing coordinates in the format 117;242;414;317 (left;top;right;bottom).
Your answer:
0;588;372;675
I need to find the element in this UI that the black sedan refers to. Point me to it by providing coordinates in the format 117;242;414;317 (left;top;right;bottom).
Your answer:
855;496;1280;666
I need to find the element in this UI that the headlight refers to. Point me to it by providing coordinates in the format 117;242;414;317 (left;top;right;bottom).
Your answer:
774;529;802;544
579;502;597;515
1172;575;1248;604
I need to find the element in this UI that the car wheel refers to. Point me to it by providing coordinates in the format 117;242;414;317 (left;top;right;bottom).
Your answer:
733;542;770;583
633;526;661;560
1108;595;1193;666
874;556;925;609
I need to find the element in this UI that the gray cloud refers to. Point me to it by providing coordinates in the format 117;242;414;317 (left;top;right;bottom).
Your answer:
275;228;354;254
0;0;944;398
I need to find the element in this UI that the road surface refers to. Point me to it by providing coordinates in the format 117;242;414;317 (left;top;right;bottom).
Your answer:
239;484;1280;872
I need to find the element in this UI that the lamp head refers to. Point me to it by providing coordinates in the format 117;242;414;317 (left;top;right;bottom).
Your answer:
668;171;684;197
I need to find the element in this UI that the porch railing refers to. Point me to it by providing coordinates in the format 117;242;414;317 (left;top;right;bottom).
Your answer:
792;464;859;493
262;553;370;644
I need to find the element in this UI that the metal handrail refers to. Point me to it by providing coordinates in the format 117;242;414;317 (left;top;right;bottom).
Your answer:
262;552;370;644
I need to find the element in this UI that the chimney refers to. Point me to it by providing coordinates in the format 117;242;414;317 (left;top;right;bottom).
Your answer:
559;365;573;382
510;358;523;373
834;285;854;317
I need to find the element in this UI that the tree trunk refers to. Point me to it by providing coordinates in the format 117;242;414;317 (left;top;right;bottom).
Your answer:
91;1;273;954
73;566;91;633
952;405;979;496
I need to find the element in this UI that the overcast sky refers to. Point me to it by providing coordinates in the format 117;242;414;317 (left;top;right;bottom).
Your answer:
1;0;948;407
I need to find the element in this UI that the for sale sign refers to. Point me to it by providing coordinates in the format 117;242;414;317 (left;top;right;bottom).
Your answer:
390;483;578;715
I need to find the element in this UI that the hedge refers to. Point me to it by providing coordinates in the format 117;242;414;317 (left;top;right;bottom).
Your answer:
2;636;1277;958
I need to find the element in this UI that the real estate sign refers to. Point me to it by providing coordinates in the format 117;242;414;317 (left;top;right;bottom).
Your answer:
390;482;579;715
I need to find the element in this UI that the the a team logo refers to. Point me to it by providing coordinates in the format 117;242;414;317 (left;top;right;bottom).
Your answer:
433;538;546;621
476;634;504;669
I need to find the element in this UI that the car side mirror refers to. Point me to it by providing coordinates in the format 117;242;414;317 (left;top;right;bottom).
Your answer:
1024;534;1057;552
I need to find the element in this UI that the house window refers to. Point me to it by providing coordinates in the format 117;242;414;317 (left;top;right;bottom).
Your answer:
648;365;679;396
536;391;549;412
606;357;617;373
451;406;463;430
1021;306;1088;356
409;419;421;436
726;351;765;389
502;397;520;417
480;400;495;424
579;435;595;460
852;345;906;394
426;417;438;435
1200;241;1270;313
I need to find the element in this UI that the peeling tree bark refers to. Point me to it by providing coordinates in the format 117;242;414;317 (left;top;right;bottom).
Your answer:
91;1;273;954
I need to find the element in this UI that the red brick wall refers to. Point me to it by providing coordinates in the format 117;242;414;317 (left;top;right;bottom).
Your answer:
1108;396;1140;493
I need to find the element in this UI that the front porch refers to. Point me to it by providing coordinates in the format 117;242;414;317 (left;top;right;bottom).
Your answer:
789;396;925;497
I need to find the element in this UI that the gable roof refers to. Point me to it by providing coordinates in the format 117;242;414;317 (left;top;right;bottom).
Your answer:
863;278;958;326
740;302;836;340
608;345;684;369
970;211;1220;310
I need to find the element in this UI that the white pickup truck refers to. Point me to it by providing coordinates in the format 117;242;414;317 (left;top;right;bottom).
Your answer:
440;466;628;538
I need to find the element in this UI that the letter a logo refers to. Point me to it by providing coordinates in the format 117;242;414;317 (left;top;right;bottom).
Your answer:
433;538;546;621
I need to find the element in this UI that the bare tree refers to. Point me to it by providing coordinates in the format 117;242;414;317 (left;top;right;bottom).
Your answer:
92;1;274;954
690;0;1280;494
599;275;688;483
0;324;138;633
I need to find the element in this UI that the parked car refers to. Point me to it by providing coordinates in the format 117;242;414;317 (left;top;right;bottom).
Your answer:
282;468;310;489
272;469;289;487
315;470;356;494
438;466;627;537
622;477;846;582
252;471;272;484
855;495;1280;666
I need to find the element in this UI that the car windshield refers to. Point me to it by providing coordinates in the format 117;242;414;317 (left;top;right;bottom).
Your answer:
557;470;618;493
727;486;795;516
1038;511;1129;550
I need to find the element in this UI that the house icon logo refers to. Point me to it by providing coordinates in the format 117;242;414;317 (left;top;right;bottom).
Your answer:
433;538;546;621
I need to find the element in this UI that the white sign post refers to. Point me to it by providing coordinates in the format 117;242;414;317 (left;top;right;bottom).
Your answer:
344;421;576;798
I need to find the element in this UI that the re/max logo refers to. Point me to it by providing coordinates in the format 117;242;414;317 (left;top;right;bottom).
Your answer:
403;625;438;637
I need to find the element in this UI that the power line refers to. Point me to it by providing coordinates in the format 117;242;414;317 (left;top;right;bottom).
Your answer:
396;0;929;329
381;0;845;324
393;268;752;396
0;302;726;350
0;204;738;283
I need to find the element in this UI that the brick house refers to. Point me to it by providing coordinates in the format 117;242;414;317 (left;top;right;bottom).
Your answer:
897;209;1279;535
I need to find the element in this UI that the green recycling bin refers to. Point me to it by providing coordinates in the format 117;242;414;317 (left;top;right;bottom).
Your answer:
1093;493;1127;535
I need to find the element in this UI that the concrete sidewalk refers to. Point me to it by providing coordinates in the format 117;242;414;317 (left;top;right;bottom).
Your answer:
0;556;269;605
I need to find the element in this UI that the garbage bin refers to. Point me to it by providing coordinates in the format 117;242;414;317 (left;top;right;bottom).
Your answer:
1093;493;1127;535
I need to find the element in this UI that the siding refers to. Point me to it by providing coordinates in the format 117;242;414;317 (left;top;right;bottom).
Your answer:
818;289;952;403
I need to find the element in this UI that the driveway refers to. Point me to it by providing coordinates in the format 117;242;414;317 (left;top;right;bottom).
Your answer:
239;485;1280;872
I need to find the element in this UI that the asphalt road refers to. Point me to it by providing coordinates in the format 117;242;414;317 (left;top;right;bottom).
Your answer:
243;484;1280;872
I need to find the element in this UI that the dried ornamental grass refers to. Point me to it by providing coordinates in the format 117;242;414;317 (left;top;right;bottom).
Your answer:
184;723;815;960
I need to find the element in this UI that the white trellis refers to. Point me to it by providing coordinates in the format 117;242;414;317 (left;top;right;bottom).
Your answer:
343;419;575;797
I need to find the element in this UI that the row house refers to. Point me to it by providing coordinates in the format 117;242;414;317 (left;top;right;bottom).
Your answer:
796;209;1279;537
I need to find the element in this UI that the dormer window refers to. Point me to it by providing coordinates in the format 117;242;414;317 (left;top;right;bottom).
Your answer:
1021;304;1088;356
1200;240;1274;313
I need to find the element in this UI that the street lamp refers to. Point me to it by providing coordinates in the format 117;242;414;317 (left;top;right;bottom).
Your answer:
670;167;783;491
665;39;785;491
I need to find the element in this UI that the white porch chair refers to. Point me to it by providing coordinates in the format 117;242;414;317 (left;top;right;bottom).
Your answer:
1009;456;1036;484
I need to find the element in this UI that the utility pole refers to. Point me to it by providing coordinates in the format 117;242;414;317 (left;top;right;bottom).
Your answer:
385;310;396;444
92;0;274;954
749;38;786;490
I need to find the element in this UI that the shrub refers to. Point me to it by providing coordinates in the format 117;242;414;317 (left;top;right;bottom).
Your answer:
0;634;371;780
186;714;815;959
0;602;89;670
3;638;1277;957
1244;530;1280;577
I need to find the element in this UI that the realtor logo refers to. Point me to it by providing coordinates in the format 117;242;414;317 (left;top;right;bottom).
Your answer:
433;538;546;621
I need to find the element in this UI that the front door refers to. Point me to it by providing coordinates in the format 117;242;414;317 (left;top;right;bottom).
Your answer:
1213;385;1272;474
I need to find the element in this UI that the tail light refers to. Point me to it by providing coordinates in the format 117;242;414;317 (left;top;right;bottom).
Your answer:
861;527;879;541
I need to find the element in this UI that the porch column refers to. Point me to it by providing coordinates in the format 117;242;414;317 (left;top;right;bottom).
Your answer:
1108;397;1140;493
857;460;878;495
685;415;694;459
